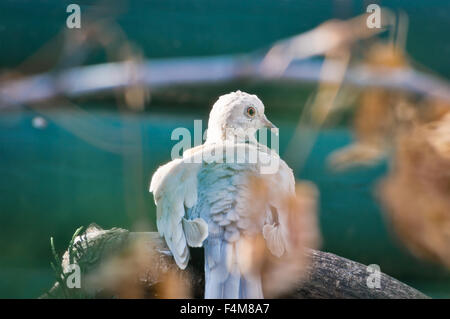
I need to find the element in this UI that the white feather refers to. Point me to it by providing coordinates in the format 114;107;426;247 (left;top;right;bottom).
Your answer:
183;217;209;247
149;91;299;298
149;152;206;269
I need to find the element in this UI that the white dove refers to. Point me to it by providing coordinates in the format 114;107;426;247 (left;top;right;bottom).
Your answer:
150;91;296;298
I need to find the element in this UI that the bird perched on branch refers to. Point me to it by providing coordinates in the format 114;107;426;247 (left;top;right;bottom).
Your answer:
150;91;316;298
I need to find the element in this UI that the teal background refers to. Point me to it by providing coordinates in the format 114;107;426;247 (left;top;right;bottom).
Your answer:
0;1;449;78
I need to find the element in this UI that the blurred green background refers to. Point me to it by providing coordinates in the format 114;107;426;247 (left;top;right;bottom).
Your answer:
0;0;450;298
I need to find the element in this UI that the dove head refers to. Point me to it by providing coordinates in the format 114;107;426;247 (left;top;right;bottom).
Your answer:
206;90;277;143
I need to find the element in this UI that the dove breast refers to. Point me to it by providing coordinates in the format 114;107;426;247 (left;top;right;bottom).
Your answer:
188;142;284;244
189;161;259;243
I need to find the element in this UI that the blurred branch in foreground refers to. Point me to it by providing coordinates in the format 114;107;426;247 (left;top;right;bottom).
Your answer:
42;226;428;299
1;56;450;109
1;9;450;109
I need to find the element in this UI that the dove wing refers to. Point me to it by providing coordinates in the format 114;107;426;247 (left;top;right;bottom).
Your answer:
261;158;296;257
149;150;208;269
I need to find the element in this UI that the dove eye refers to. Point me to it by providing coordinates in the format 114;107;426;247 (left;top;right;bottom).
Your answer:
246;106;256;118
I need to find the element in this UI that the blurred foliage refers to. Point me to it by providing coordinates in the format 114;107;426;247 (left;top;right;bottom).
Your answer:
0;1;449;80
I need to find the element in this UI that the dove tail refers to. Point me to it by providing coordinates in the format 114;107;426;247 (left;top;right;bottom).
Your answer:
204;238;264;299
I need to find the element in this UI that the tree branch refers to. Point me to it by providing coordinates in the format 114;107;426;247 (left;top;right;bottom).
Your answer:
42;228;428;299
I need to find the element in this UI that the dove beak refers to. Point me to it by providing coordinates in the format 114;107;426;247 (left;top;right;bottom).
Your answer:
261;116;279;135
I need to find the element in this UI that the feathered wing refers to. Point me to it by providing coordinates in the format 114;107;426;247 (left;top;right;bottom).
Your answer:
198;143;294;298
261;158;296;258
149;152;208;269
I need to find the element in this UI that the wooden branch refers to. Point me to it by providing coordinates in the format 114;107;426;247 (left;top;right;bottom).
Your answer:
294;249;427;299
42;228;428;299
